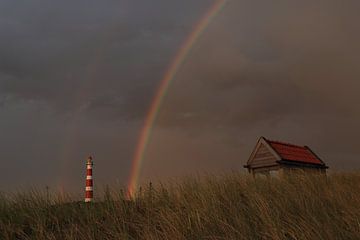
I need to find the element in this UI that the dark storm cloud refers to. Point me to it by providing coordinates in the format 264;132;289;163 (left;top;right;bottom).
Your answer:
0;0;359;191
156;0;360;129
0;0;218;191
141;0;360;180
0;0;212;113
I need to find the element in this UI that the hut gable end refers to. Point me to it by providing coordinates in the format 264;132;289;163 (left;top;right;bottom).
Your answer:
246;137;281;168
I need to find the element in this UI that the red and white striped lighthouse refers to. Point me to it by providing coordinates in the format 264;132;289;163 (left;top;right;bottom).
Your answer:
85;156;94;203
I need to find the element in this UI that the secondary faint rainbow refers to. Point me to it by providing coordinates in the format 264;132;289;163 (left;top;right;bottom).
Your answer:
127;0;228;197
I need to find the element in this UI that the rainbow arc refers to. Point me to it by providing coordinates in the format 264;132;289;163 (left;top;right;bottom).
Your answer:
127;0;228;197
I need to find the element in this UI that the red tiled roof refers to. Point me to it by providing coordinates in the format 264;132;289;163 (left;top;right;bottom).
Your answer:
266;139;324;165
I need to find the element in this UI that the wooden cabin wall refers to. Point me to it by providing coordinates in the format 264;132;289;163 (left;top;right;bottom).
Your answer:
281;166;327;175
252;165;280;174
252;165;282;178
250;165;326;177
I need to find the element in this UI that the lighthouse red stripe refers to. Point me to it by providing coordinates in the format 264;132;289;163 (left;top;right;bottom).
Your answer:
85;191;93;198
86;179;93;186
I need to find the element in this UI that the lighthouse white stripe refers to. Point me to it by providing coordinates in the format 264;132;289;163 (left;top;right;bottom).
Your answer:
86;186;93;191
86;175;93;180
87;165;93;169
85;198;93;202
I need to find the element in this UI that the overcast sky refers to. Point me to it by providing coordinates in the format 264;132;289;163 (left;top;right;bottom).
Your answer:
0;0;359;193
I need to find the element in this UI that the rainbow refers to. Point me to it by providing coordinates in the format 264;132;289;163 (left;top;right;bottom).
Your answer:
127;0;228;197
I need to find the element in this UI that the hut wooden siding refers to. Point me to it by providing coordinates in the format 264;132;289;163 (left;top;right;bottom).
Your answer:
244;137;328;176
249;143;278;169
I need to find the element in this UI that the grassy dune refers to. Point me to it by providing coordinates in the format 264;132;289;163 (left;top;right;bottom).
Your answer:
0;172;359;239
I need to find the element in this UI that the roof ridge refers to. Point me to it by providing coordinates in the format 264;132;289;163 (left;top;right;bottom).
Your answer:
266;139;306;149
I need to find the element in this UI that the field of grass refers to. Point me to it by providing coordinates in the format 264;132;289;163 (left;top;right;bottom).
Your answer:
0;172;359;240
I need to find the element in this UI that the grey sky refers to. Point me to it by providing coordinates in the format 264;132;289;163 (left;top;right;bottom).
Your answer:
0;0;359;192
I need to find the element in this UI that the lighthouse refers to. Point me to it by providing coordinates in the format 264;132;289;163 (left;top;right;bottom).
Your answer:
85;156;94;203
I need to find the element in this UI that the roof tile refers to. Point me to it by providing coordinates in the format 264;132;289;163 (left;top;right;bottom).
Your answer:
267;140;324;165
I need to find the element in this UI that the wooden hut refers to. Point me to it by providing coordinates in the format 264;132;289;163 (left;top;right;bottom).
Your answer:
244;137;328;176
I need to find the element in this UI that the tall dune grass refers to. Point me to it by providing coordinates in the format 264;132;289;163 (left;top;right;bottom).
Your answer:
0;172;359;239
